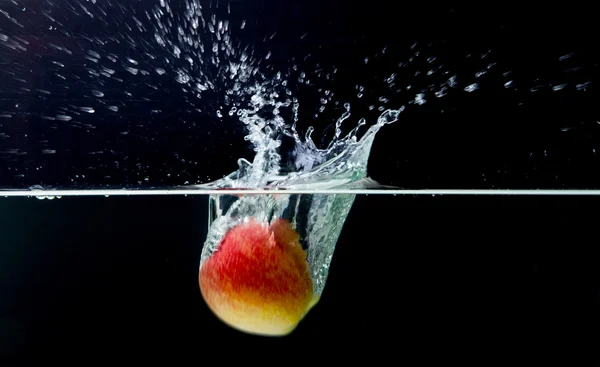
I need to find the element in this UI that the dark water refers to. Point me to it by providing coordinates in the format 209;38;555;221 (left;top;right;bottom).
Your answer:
1;195;600;364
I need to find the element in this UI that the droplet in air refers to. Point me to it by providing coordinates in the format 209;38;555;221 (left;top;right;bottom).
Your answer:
464;83;479;92
552;84;567;91
414;93;426;105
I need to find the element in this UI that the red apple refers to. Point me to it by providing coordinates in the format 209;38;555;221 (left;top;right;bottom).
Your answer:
199;218;316;336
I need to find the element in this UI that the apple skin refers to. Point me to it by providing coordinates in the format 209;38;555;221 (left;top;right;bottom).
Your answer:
199;218;316;336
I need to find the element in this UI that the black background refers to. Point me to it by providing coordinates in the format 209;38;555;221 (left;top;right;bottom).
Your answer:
2;1;600;365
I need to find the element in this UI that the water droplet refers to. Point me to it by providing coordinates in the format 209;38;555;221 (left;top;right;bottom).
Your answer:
124;66;138;75
56;115;72;121
576;82;591;91
79;107;95;113
414;93;426;105
552;84;567;91
559;52;574;62
464;83;480;92
447;76;457;88
435;88;447;98
176;71;190;84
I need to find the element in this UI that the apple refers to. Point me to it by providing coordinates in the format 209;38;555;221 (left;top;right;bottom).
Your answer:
199;218;316;336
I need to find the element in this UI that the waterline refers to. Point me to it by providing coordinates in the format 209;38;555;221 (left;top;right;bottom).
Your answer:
2;189;600;197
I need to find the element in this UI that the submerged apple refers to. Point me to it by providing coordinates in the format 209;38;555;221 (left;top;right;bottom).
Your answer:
199;218;317;336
